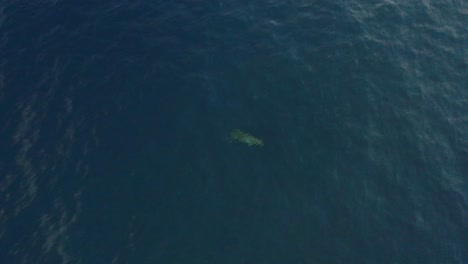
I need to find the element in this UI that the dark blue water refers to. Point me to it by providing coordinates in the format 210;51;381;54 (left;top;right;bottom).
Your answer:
1;1;467;263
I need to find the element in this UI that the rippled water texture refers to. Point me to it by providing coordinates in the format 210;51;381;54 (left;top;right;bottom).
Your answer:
0;1;467;263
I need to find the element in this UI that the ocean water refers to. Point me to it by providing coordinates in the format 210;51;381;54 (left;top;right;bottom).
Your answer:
0;1;467;263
